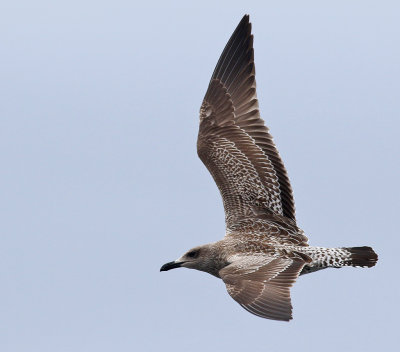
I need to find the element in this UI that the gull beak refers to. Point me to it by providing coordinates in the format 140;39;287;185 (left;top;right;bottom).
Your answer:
160;261;183;272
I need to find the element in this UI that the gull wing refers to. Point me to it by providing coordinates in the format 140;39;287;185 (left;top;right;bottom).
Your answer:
219;256;306;321
197;15;296;231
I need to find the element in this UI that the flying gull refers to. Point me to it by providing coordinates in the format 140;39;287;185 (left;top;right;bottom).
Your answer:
160;15;378;321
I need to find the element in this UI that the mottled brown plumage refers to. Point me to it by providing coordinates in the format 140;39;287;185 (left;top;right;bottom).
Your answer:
160;15;378;322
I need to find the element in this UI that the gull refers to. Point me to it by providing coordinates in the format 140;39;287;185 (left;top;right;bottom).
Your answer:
160;15;378;321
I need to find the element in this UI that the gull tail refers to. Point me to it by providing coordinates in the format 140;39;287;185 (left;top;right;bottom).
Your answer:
344;246;378;268
299;245;378;275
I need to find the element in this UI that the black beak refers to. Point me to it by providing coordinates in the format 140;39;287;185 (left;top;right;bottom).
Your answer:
160;261;183;272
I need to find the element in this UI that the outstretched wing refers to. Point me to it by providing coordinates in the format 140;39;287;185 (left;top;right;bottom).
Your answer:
198;15;296;231
219;256;306;321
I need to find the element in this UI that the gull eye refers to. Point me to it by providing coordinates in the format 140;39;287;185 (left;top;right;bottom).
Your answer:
187;250;199;258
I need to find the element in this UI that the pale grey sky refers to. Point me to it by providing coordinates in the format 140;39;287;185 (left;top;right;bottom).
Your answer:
1;1;399;351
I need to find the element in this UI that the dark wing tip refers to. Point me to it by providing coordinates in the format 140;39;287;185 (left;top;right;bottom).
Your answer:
241;14;250;24
210;15;253;82
230;14;251;40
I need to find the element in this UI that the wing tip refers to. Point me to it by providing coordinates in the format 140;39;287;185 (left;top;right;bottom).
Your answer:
240;303;293;322
234;14;252;39
241;14;250;22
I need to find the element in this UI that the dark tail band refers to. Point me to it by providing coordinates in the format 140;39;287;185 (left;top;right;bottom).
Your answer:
345;246;378;268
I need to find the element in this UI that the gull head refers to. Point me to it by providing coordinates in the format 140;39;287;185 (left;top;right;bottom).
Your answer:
160;243;226;277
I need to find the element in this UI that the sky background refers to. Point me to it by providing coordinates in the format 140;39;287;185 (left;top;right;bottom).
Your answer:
1;1;399;351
